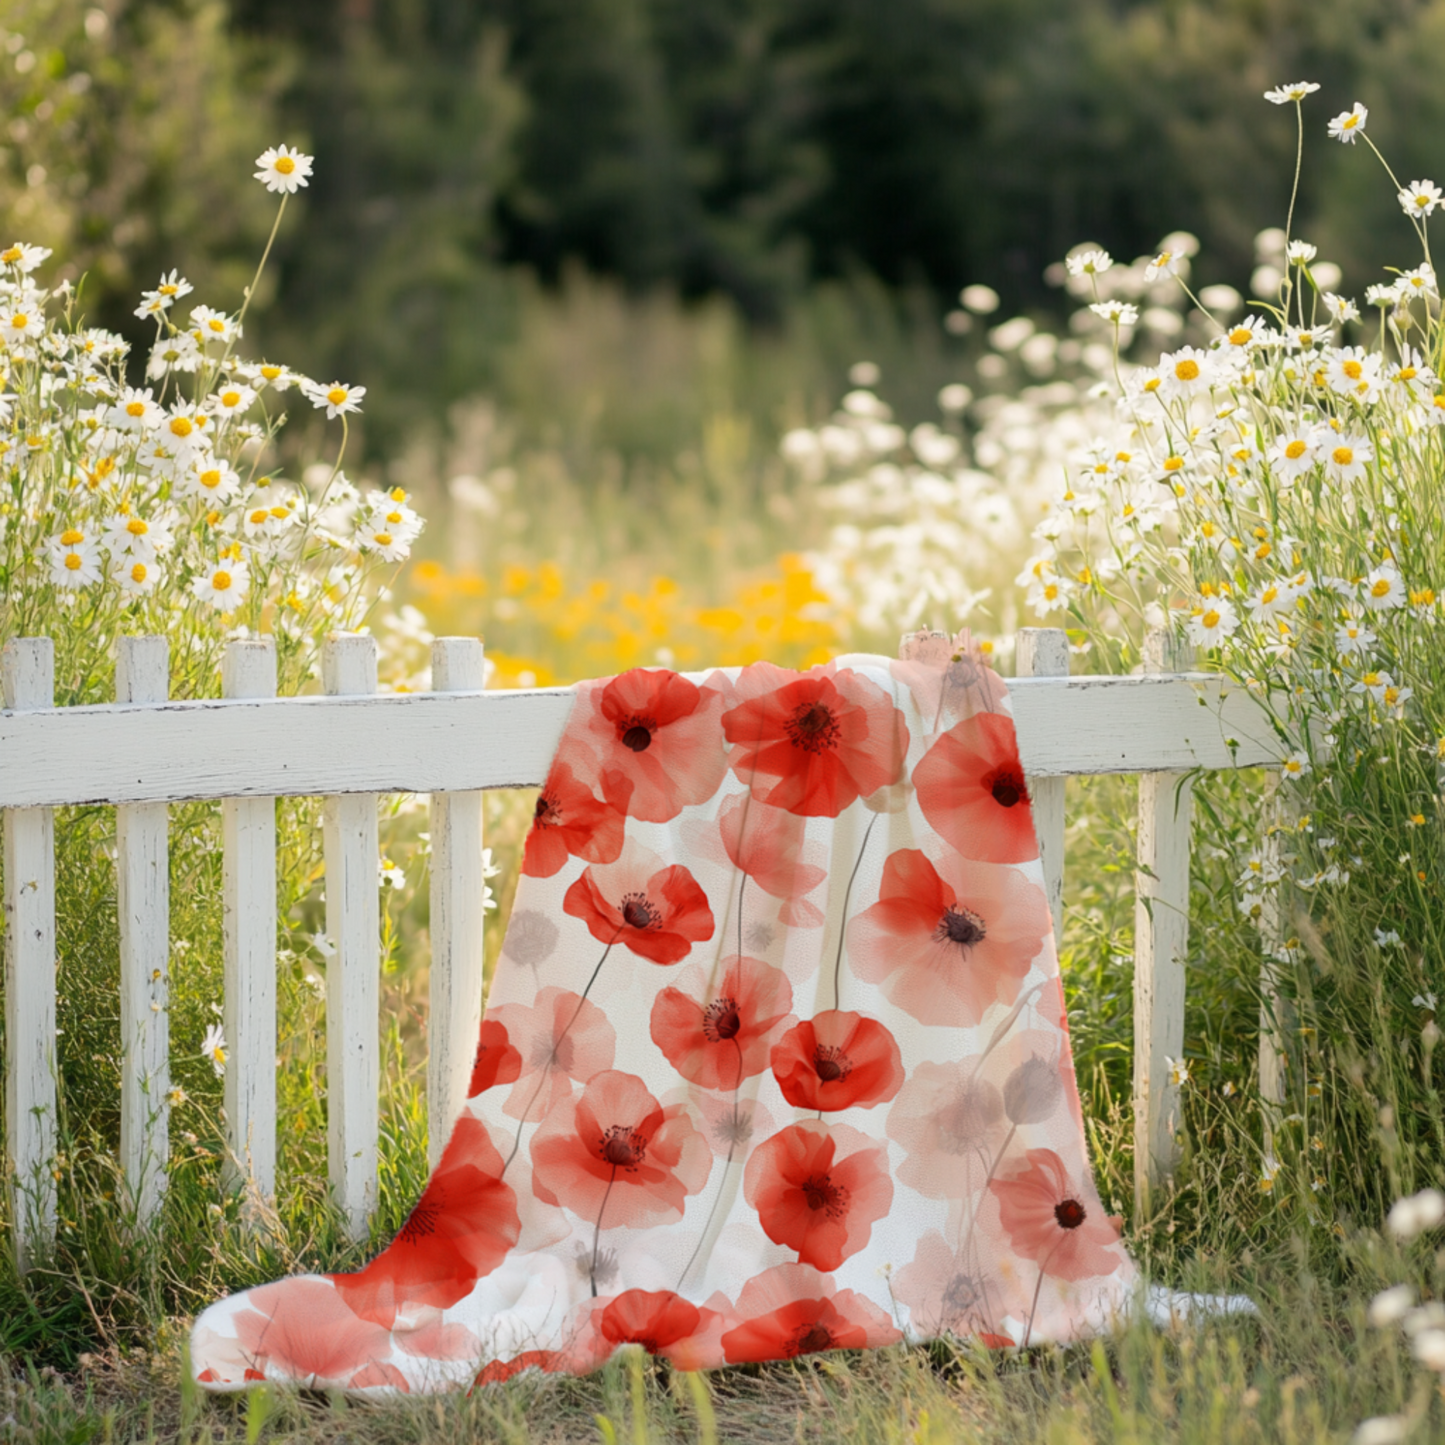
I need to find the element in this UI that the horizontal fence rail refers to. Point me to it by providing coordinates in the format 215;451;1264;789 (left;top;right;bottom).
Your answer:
0;628;1285;1265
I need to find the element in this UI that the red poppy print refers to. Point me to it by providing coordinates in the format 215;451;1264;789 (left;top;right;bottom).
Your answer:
522;759;629;878
230;1277;396;1386
490;987;616;1123
576;667;728;823
914;712;1039;864
564;840;715;965
989;1148;1120;1282
770;1011;903;1112
743;1120;892;1271
720;1263;901;1364
849;849;1051;1026
885;1059;1005;1200
530;1070;711;1230
650;954;793;1091
717;792;826;928
722;662;909;818
332;1116;521;1326
467;1019;523;1097
472;1350;564;1389
588;1289;721;1369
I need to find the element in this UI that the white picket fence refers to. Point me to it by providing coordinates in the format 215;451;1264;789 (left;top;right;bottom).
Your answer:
0;627;1287;1267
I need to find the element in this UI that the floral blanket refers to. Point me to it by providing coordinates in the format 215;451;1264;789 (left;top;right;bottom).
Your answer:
190;638;1137;1394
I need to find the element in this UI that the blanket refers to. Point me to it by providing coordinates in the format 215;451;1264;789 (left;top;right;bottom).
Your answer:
190;636;1139;1394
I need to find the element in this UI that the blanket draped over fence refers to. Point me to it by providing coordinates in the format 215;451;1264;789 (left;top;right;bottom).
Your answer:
190;640;1138;1394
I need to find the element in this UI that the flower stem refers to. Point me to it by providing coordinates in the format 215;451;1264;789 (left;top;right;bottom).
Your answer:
591;1169;618;1297
832;814;878;1008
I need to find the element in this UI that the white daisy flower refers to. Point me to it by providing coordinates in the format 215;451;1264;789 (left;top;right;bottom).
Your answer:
1144;250;1183;283
1324;346;1382;401
0;241;52;273
254;144;314;194
201;1023;227;1076
191;558;251;609
1327;102;1368;144
1280;749;1311;779
1269;430;1318;481
0;295;45;346
1246;580;1292;621
1285;239;1318;264
1400;264;1438;299
241;498;298;540
49;530;101;589
1186;598;1239;647
1065;248;1112;278
1321;293;1360;324
251;360;302;391
1351;670;1393;703
1334;618;1375;655
111;387;164;431
103;512;174;559
1286;323;1330;351
1398;180;1442;219
304;380;366;418
188;305;239;345
356;523;412;563
1159;345;1215;398
154;270;192;303
186;461;242;503
1362;564;1405;611
1263;81;1320;104
1365;280;1405;308
1323;432;1373;482
209;383;257;419
114;557;162;596
146;332;202;378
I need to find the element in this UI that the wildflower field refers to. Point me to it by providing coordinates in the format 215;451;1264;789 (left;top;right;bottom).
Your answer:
1;65;1445;1445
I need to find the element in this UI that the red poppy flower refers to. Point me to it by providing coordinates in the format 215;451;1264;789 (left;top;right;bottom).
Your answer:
228;1277;397;1386
884;1059;1006;1201
472;1350;564;1389
564;840;715;965
490;987;616;1122
574;667;728;823
467;1018;523;1097
717;792;827;927
719;1262;901;1364
989;1148;1121;1282
332;1116;521;1326
769;1011;903;1112
914;712;1038;864
530;1070;711;1229
722;662;909;818
890;1230;1026;1342
522;759;629;878
848;849;1051;1026
650;954;794;1090
743;1120;893;1271
582;1289;721;1369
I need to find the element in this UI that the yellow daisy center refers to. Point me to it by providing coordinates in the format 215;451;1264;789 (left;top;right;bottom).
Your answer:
126;401;146;418
212;570;233;591
1163;455;1184;472
61;528;84;545
274;155;296;175
1284;440;1307;459
1174;359;1201;382
200;469;222;490
1372;578;1392;598
126;519;148;536
63;553;82;571
374;532;394;547
1332;446;1354;466
326;386;348;406
1201;608;1221;629
0;247;20;264
130;563;148;583
261;365;282;380
1342;360;1362;380
170;417;193;438
1229;327;1251;345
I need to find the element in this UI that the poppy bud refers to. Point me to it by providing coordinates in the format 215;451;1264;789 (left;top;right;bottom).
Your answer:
1003;1054;1064;1125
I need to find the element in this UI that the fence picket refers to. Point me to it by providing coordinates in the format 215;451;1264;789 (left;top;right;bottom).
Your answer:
1258;774;1294;1156
2;639;57;1267
221;640;278;1207
116;637;171;1224
1132;629;1194;1208
1016;628;1068;941
427;639;487;1171
323;634;380;1235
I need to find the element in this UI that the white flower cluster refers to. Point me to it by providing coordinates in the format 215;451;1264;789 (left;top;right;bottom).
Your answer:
0;146;425;656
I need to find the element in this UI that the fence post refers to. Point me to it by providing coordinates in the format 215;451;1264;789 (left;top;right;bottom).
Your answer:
1015;628;1068;942
1132;628;1194;1212
323;633;380;1236
116;637;171;1225
221;639;278;1209
2;639;56;1268
1258;774;1295;1156
427;638;487;1171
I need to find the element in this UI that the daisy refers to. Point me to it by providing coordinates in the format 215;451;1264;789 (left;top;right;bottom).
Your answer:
356;522;412;562
1286;323;1330;351
186;461;242;503
1159;345;1215;398
192;558;251;609
1270;429;1318;482
1089;299;1138;326
1400;264;1438;299
1327;102;1368;144
188;305;239;345
254;145;314;194
146;332;201;378
154;270;192;304
49;531;100;589
251;361;301;391
209;383;256;419
1144;250;1184;283
1247;580;1292;621
1280;750;1311;780
111;387;163;431
103;512;173;559
1324;347;1382;402
304;380;365;418
1365;281;1404;308
1321;293;1360;324
201;1023;227;1076
1221;316;1263;349
1264;81;1320;104
1186;598;1239;647
1323;433;1373;482
1351;670;1393;703
1286;240;1318;264
114;557;162;596
1334;618;1375;656
1398;180;1442;219
1362;564;1405;611
0;295;45;347
0;241;51;273
1065;248;1112;279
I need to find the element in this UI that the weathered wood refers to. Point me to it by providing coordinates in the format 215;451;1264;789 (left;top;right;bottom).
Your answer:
427;639;488;1171
115;637;170;1224
1016;629;1068;942
323;634;380;1235
2;639;56;1267
1133;629;1194;1211
0;673;1282;808
221;640;278;1205
1258;774;1295;1155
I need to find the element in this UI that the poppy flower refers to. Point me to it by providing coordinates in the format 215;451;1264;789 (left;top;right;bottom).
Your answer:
467;1018;523;1097
392;1310;483;1361
490;986;616;1123
848;849;1051;1026
650;954;794;1091
472;1350;564;1389
890;1230;1024;1343
885;1059;1006;1200
332;1116;521;1326
891;629;1008;732
226;1277;398;1387
722;662;909;818
717;792;826;928
769;1011;903;1112
719;1262;901;1364
522;759;629;878
914;713;1039;864
347;1361;411;1392
564;840;715;966
989;1148;1121;1282
530;1070;711;1230
743;1120;893;1271
587;1289;721;1369
691;1090;776;1157
575;667;728;823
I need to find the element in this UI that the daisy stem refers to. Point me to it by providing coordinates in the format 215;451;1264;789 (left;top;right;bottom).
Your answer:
831;814;879;1009
1282;103;1305;266
591;1169;618;1298
237;195;288;333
